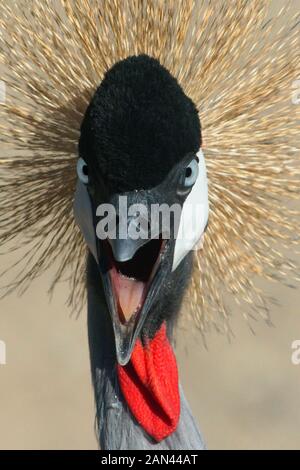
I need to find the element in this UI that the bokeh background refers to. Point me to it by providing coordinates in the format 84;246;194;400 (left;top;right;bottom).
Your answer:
0;0;299;449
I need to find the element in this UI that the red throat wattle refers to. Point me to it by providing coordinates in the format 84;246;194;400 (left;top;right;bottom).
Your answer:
117;322;180;442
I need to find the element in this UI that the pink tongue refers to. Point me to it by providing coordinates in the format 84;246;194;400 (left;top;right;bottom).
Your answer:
115;274;145;322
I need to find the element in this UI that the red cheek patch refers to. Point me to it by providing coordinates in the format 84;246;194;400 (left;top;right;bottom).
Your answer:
117;322;180;442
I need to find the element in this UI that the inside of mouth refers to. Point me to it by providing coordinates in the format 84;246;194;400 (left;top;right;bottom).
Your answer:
105;237;163;324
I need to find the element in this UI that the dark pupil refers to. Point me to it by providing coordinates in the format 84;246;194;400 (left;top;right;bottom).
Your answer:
83;165;88;176
185;167;192;178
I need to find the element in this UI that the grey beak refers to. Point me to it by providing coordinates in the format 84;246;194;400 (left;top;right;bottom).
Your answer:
107;213;153;262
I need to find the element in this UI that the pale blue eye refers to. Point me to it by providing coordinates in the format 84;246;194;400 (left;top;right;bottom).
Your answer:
77;157;89;184
184;158;199;188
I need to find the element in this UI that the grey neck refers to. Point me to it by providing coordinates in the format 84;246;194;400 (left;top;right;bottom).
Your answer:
86;254;206;450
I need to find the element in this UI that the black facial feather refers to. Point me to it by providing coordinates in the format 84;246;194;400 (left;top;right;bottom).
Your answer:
142;251;194;341
79;54;201;194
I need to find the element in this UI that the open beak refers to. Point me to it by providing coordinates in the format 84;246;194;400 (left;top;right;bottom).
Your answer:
98;236;170;365
73;180;173;366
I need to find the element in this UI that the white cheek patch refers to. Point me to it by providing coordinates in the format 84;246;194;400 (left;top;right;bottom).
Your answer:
172;149;209;271
73;180;98;262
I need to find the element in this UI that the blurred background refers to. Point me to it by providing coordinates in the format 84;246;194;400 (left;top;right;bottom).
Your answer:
0;0;299;450
0;253;300;450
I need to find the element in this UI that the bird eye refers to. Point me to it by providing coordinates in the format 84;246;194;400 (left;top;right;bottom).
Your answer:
183;158;199;188
77;157;89;184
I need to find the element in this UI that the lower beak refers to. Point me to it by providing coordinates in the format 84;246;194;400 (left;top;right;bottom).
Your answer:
97;237;168;365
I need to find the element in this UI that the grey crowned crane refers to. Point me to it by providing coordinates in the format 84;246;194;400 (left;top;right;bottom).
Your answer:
0;0;299;452
74;55;208;449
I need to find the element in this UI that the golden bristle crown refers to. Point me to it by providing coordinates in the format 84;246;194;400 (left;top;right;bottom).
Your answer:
0;0;299;335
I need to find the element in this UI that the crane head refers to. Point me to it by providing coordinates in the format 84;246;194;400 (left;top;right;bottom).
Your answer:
74;55;209;441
